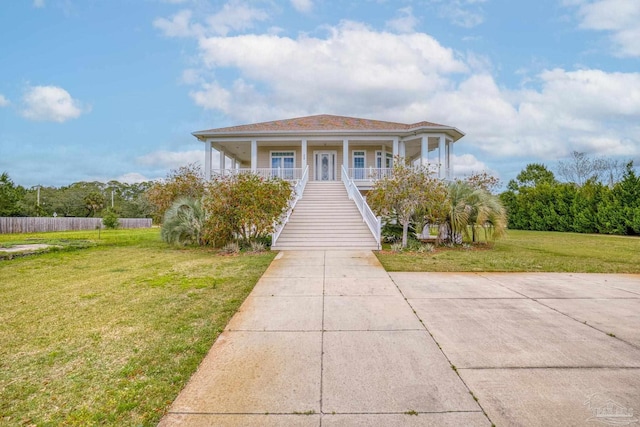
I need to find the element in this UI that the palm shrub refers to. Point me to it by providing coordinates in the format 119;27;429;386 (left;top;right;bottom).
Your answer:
444;181;507;244
161;197;207;246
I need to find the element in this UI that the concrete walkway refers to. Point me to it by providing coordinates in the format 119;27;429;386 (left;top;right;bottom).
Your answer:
160;251;640;426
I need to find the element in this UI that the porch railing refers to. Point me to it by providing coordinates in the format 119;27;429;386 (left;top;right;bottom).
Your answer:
272;165;309;246
341;165;381;249
211;168;304;180
347;167;393;180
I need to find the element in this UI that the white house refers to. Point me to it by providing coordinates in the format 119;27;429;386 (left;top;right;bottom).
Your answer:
193;114;464;189
193;114;465;249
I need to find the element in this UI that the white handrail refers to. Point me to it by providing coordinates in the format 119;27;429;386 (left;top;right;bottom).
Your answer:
272;165;309;246
341;165;381;249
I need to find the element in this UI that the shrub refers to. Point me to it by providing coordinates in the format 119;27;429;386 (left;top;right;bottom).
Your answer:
368;159;448;248
417;243;435;253
161;197;206;246
219;241;240;255
406;239;422;251
145;164;206;224
248;241;266;253
102;209;120;229
203;173;293;247
445;181;507;244
390;242;403;252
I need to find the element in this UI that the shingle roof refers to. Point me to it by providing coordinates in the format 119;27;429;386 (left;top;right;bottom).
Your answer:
195;114;451;134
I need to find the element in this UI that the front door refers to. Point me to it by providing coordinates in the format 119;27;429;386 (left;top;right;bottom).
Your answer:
314;151;337;181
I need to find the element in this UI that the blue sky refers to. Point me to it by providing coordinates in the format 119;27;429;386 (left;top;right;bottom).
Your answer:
1;0;638;188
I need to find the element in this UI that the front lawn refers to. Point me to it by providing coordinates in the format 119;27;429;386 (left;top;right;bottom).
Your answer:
0;229;276;426
376;229;640;273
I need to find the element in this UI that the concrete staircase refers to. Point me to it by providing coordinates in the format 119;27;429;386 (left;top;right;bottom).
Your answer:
272;181;379;250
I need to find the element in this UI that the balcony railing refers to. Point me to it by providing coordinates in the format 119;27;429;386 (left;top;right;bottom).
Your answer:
211;168;305;181
347;164;449;181
212;166;451;183
347;167;393;180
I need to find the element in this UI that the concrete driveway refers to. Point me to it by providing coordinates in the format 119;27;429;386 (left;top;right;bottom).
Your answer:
160;252;640;427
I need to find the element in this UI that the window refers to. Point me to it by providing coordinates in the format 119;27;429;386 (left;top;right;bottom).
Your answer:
271;151;295;179
376;151;393;178
353;151;366;179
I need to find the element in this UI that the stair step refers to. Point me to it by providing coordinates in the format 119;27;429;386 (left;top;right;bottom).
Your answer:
273;181;379;250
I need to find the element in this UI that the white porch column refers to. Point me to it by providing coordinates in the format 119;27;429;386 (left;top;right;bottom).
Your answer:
447;139;453;179
251;140;258;171
204;140;212;180
420;136;428;167
392;137;399;164
219;149;226;175
399;140;406;160
343;139;349;178
231;158;237;169
438;135;445;178
301;139;307;168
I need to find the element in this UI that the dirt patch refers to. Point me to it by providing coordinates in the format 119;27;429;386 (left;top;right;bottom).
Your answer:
0;244;58;253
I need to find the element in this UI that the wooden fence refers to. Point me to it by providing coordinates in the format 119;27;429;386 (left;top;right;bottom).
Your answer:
0;217;152;234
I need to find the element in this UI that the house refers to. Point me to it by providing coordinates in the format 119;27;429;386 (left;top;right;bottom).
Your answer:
193;114;464;190
192;114;465;250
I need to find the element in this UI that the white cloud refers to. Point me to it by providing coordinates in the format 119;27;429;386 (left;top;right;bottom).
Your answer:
21;85;86;123
451;153;494;177
385;7;419;34
117;172;151;184
33;0;45;8
189;81;232;111
291;0;313;13
430;0;487;28
0;94;9;107
137;150;203;169
180;68;203;85
570;0;640;57
193;21;467;122
168;16;639;167
422;69;640;160
154;1;269;38
205;0;269;36
153;9;204;38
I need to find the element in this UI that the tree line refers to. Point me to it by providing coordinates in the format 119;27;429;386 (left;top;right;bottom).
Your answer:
0;173;155;219
500;153;640;236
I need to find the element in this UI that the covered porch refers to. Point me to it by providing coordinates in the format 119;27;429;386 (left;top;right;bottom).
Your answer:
203;135;456;188
193;114;464;190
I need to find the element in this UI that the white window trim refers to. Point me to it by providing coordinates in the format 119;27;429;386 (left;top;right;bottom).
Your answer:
270;150;296;168
375;151;393;168
352;149;366;169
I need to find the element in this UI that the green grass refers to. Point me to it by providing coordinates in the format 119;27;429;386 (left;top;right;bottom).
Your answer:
0;228;276;426
376;229;640;273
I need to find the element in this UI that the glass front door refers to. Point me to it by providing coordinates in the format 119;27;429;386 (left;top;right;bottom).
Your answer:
314;151;336;181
